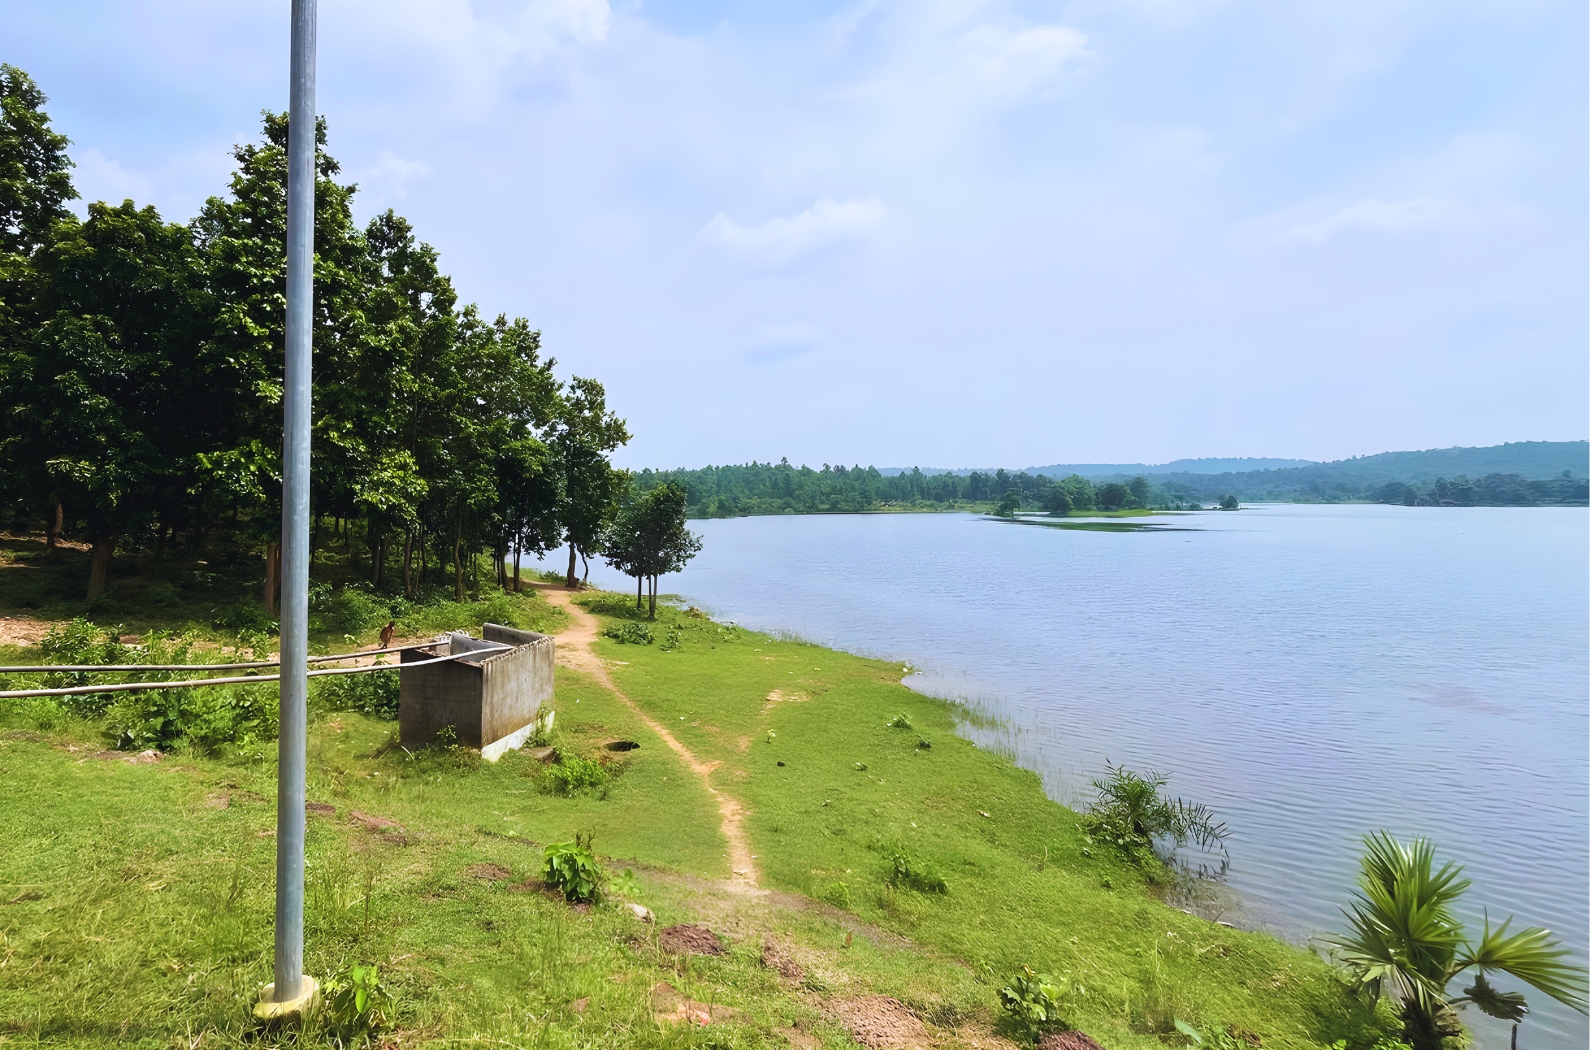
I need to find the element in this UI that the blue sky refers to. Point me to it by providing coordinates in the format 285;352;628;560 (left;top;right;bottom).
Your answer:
7;0;1586;469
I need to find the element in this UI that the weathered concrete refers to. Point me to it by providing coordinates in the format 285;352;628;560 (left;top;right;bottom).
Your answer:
399;624;554;760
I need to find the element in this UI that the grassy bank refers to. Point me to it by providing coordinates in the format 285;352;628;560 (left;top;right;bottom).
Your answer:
0;563;1401;1048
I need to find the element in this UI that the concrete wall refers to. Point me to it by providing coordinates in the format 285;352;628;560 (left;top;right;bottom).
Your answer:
480;624;554;746
398;626;554;755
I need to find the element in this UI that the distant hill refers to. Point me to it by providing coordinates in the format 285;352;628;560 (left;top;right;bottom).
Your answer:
638;441;1588;517
1024;457;1317;477
878;457;1315;477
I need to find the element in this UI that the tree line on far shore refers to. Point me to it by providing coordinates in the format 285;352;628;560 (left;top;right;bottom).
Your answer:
0;65;696;610
633;459;1587;519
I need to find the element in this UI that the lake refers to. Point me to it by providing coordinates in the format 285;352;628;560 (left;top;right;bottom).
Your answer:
528;505;1589;1048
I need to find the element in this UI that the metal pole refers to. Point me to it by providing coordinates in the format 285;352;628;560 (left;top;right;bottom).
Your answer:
274;0;317;1006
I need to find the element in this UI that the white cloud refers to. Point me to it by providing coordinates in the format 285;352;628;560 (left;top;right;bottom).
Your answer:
744;323;822;364
1283;194;1526;245
702;198;886;263
352;151;433;211
71;149;155;210
952;22;1089;103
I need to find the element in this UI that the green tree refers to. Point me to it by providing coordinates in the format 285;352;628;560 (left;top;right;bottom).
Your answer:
603;481;701;619
0;64;78;534
1095;482;1135;511
1055;474;1095;512
1219;494;1238;510
1042;486;1072;516
9;201;201;599
994;489;1022;517
552;376;630;588
1325;833;1588;1050
1126;475;1151;506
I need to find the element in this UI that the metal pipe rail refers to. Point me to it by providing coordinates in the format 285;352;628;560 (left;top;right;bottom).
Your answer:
0;642;434;675
0;643;510;700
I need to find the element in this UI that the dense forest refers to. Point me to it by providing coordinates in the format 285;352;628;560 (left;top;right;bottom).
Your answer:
636;442;1589;518
0;65;685;609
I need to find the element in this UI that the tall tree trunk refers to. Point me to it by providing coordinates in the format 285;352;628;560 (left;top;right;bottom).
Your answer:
565;541;578;588
647;574;657;620
512;539;521;592
581;549;590;584
264;542;280;617
453;504;465;602
636;572;643;609
372;529;384;587
86;533;116;602
403;531;414;600
419;530;428;588
46;500;63;551
155;519;169;561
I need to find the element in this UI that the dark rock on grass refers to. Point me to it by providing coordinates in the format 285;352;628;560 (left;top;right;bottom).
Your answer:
658;923;725;956
1037;1031;1107;1050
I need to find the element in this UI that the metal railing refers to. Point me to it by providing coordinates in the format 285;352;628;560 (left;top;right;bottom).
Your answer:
0;642;510;700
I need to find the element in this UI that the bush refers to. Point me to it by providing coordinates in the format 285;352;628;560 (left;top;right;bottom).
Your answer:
322;962;393;1040
999;967;1079;1041
1086;764;1229;879
106;681;277;757
543;832;603;903
539;752;610;795
308;583;388;635
602;622;653;645
36;619;126;717
212;602;277;634
885;852;948;894
576;592;648;620
313;669;400;719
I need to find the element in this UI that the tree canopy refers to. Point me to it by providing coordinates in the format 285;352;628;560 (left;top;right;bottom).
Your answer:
0;68;636;608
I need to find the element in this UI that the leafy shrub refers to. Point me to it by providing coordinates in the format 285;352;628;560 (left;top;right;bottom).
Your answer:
1086;764;1229;879
107;681;278;756
322;962;393;1040
602;622;653;645
886;713;913;729
540;752;610;795
543;832;603;903
999;967;1079;1040
398;590;563;636
576;592;648;620
40;617;123;666
313;669;399;719
885;852;948;894
308;583;388;635
143;580;183;608
213;602;277;634
37;619;125;716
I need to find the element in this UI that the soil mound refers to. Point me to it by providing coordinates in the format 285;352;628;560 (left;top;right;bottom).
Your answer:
659;923;725;956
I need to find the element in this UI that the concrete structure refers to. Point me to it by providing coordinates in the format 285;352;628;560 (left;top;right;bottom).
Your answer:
399;623;554;761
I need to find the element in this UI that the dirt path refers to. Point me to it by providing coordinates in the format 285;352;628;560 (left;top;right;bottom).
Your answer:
536;585;761;889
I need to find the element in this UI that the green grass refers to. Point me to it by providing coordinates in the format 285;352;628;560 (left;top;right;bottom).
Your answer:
0;580;1404;1049
592;602;1400;1050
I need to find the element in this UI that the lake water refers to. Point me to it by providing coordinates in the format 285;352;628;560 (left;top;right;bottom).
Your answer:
528;505;1589;1047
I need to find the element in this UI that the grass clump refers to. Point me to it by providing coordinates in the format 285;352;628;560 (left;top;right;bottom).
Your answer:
602;621;654;645
885;851;948;895
538;749;612;796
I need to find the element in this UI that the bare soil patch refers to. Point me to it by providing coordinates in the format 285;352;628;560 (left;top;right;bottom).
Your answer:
466;862;513;881
830;996;930;1050
658;923;726;956
760;940;805;982
1037;1032;1107;1050
650;981;736;1026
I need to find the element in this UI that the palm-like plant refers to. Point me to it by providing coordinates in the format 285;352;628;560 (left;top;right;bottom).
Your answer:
1325;833;1588;1050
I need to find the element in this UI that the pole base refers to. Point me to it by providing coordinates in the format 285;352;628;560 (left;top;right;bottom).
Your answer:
253;976;319;1022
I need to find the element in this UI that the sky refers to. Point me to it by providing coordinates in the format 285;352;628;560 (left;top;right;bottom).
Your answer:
6;0;1586;470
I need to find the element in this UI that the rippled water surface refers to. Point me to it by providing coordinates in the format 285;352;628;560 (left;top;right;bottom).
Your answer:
538;505;1589;1047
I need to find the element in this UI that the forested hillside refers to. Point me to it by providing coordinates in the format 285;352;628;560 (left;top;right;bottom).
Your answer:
636;441;1589;517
